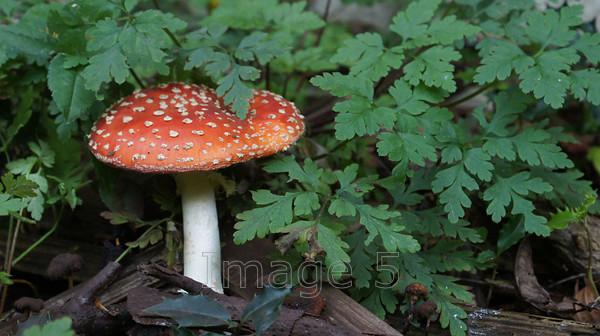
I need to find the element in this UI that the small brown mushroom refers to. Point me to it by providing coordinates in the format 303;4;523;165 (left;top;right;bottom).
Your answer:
14;297;44;319
47;253;84;288
415;301;438;320
405;282;428;308
415;301;438;335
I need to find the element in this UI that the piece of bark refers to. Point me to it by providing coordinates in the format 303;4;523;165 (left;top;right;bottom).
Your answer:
319;285;402;336
135;262;362;336
58;261;123;334
514;237;578;316
221;235;403;335
547;216;600;273
0;245;167;335
573;278;600;323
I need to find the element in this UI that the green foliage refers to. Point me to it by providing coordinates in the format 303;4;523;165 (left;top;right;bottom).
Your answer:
145;294;234;328
240;285;293;335
22;317;75;336
0;172;38;217
2;0;600;335
146;285;292;335
0;271;13;285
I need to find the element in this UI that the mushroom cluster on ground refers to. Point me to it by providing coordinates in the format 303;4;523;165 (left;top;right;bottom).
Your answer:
88;83;305;293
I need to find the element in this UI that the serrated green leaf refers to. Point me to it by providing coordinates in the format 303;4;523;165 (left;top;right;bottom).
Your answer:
344;229;374;288
573;32;600;64
463;148;493;182
359;287;397;319
524;6;580;48
0;194;25;216
430;290;468;336
423;241;476;272
310;72;373;99
328;198;357;217
317;224;351;269
206;0;323;33
518;49;578;108
235;31;286;64
377;132;437;167
510;127;573;169
483;172;552;235
474;41;535;84
354;204;419;253
432;164;479;222
331;32;404;81
475;91;529;137
263;157;323;191
29;140;55;168
48;54;95;121
1;173;39;198
83;44;129;92
86;18;121;52
5;157;37;176
241;285;292;336
547;208;577;230
424;15;480;45
293;192;320;216
531;168;594;209
145;294;232;327
389;80;444;116
334;99;396;140
22;316;75;336
403;46;461;92
569;68;600;105
215;63;257;119
0;8;56;66
0;271;13;285
234;191;298;244
389;0;441;44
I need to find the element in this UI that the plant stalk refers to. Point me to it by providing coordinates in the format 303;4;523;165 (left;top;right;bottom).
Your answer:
583;215;599;297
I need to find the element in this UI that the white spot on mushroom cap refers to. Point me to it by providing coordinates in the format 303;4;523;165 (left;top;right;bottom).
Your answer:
123;116;133;123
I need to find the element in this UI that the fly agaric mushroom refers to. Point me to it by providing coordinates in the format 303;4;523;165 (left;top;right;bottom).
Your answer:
88;83;304;293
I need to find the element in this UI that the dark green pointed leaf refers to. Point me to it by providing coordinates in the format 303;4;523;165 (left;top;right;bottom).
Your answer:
241;285;293;335
145;294;232;327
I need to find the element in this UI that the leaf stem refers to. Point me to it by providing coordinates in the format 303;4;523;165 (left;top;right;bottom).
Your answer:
441;81;497;108
114;219;166;263
11;202;65;267
582;215;599;297
291;0;331;95
129;68;145;89
312;138;353;161
163;27;183;48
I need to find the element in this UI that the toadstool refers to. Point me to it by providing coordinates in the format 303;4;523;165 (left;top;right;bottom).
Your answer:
14;297;44;317
47;253;85;289
88;83;304;293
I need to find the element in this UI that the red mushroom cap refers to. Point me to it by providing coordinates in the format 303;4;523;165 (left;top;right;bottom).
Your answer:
88;83;305;173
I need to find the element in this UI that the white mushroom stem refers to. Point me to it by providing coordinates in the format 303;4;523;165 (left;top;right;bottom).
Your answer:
176;171;223;294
